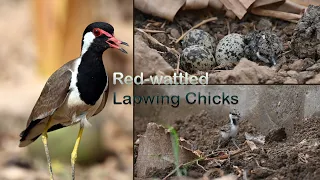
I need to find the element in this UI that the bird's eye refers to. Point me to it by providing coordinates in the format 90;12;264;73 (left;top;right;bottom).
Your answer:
92;28;101;37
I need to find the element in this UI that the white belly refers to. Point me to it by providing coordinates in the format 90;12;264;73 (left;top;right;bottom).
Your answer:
52;90;103;127
229;125;238;138
51;58;104;127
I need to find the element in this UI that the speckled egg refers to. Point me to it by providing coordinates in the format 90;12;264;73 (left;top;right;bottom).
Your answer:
215;33;245;65
180;45;216;73
182;29;216;53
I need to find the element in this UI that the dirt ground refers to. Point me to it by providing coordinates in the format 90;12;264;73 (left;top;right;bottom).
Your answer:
134;6;320;84
133;86;320;179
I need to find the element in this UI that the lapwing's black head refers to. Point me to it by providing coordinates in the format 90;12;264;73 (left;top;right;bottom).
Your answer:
229;109;240;125
80;22;128;55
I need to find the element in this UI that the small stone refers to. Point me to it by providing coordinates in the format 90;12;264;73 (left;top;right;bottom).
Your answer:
287;70;298;77
289;59;314;72
208;58;276;84
277;69;288;77
284;77;298;84
152;33;168;45
165;27;172;34
307;63;320;71
272;76;286;84
170;28;181;39
281;64;289;71
256;18;272;31
297;71;315;83
306;74;320;84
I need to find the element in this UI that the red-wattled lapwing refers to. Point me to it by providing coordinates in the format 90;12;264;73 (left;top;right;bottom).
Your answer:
217;109;241;150
19;22;128;180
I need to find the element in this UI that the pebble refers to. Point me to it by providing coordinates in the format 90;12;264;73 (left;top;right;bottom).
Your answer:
170;28;180;39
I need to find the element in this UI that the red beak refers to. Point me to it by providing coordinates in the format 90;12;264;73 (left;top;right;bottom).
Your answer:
100;29;129;54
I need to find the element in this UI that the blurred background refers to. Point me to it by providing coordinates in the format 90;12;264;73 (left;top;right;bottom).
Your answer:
0;0;133;179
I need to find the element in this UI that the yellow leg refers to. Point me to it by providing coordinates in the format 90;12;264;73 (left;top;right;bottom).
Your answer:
42;117;54;180
71;126;84;180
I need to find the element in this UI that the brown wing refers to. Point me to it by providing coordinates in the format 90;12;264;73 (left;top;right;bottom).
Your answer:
93;78;109;116
19;60;74;146
26;61;73;125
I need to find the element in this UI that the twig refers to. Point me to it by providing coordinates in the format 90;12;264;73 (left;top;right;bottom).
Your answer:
145;23;152;29
176;54;181;74
168;35;177;44
206;148;243;160
163;148;244;180
227;150;231;164
226;19;230;34
251;8;301;23
139;29;166;33
286;19;299;23
254;159;276;172
174;69;186;74
161;21;167;28
146;19;157;23
179;25;184;36
136;28;180;58
233;165;243;177
162;158;201;180
163;151;217;180
196;160;207;172
282;50;291;55
175;17;218;43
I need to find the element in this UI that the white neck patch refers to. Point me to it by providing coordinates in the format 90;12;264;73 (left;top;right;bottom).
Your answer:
81;32;95;55
229;114;233;124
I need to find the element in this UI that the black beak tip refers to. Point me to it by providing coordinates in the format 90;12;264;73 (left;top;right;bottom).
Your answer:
120;48;128;54
121;41;129;46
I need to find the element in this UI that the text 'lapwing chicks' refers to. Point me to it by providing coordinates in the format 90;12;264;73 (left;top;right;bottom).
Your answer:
217;109;241;150
19;22;129;180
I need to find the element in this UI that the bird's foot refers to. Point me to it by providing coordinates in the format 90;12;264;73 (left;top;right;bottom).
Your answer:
232;139;240;149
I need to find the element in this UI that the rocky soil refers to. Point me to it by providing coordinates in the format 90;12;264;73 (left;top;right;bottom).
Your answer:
134;5;320;84
134;85;320;179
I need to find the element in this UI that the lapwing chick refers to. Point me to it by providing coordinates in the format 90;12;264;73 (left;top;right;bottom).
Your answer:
217;109;241;150
19;22;128;180
244;30;283;66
